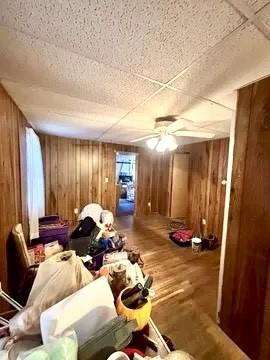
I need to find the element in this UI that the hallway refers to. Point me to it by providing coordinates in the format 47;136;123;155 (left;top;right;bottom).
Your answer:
117;199;134;216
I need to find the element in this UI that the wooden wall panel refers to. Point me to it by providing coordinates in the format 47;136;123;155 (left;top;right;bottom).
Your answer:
221;77;270;360
0;85;29;311
170;153;189;219
183;138;229;241
40;134;171;222
158;152;172;217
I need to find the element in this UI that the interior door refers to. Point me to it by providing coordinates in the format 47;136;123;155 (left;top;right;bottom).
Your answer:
170;153;189;218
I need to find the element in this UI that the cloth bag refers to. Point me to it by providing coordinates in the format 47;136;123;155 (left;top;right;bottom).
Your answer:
9;251;93;337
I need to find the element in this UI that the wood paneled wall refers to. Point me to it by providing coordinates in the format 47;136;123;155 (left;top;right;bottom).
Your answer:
40;134;172;222
220;77;270;360
0;84;29;311
150;151;172;216
183;138;229;241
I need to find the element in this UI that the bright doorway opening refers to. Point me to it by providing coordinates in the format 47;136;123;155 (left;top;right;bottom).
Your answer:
115;152;137;216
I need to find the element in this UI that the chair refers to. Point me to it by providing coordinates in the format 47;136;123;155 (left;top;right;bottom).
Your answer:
11;224;38;305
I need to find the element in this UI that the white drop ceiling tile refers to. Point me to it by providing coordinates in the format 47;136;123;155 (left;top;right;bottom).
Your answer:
171;23;270;108
181;101;233;123
258;2;270;28
201;119;231;134
0;0;244;82
119;88;196;130
2;80;124;125
176;135;219;146
0;27;160;109
244;0;270;11
212;92;238;110
25;111;108;140
99;126;152;144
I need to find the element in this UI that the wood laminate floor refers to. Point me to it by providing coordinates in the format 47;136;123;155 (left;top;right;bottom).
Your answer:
115;215;249;360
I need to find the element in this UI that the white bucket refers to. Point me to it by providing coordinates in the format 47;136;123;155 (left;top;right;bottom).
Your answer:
192;237;202;253
107;351;129;360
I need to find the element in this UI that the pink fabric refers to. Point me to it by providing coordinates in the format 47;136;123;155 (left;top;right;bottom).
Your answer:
173;229;193;241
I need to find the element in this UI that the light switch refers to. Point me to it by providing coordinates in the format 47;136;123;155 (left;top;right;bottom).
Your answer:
105;177;109;183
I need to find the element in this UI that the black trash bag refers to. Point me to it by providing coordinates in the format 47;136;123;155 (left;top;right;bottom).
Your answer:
70;216;96;238
69;217;101;256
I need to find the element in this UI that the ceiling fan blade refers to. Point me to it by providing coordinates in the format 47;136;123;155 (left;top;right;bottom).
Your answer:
130;134;158;143
173;130;215;139
167;118;190;132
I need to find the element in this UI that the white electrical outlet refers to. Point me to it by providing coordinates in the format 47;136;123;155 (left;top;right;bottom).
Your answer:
202;218;206;225
105;177;109;183
74;208;79;215
148;202;151;207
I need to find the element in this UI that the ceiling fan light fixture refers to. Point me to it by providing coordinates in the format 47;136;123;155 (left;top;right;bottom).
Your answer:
164;135;178;152
168;141;178;151
156;139;166;152
146;137;158;150
155;135;178;152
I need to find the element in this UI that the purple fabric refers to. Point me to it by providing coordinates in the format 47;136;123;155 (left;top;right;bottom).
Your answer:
39;216;69;246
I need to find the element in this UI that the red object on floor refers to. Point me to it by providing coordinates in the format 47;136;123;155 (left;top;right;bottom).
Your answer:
123;323;150;358
123;347;145;359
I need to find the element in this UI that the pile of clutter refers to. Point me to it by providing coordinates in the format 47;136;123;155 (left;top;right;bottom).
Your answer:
168;219;218;253
0;205;195;359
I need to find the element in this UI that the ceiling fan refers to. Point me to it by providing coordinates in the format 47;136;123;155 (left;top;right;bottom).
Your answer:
130;115;215;152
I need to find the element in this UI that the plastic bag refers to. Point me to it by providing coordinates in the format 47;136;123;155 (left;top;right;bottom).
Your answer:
78;203;103;223
101;210;114;229
18;331;77;360
40;277;117;346
9;251;93;337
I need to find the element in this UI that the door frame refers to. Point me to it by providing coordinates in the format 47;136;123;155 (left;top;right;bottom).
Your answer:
115;151;139;217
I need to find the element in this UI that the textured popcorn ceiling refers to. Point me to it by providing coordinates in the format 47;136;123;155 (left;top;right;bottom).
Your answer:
0;0;270;146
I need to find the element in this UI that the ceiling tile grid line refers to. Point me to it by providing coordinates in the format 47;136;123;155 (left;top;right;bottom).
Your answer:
165;85;234;111
0;1;248;89
0;24;141;85
0;0;246;83
0;11;246;95
0;75;159;120
0;20;241;113
226;0;270;39
0;0;258;133
123;0;270;131
163;21;249;88
1;1;270;144
0;23;163;93
146;0;270;90
96;86;167;140
0;2;267;86
0;21;235;137
99;21;252;137
133;72;235;111
96;2;258;139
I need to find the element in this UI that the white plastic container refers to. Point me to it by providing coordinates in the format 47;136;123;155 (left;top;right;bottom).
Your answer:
191;237;202;253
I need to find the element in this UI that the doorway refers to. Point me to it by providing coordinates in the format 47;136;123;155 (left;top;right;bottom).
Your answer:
115;152;137;216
